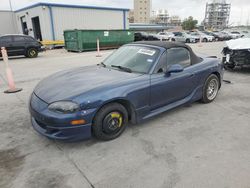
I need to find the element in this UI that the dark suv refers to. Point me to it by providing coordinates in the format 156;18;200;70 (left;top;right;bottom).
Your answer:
0;35;43;58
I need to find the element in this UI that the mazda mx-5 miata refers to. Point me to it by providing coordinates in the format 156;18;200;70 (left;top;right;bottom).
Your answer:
29;41;223;141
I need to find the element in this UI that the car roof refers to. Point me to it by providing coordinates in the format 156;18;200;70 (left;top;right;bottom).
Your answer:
132;41;203;65
0;34;31;37
133;41;190;50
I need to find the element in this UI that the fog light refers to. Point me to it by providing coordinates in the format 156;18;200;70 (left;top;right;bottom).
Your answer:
71;119;86;125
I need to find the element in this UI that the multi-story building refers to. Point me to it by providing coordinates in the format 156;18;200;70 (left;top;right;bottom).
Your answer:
204;0;231;30
169;16;182;26
134;0;152;23
154;9;169;25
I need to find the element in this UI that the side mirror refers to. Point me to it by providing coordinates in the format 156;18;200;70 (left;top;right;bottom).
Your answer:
166;64;184;74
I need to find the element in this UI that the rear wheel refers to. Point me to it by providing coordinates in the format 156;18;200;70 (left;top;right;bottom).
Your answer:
26;48;38;58
93;103;128;141
171;38;176;42
201;74;219;103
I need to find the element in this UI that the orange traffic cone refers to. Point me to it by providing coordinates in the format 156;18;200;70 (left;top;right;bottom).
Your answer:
96;38;102;57
1;47;22;94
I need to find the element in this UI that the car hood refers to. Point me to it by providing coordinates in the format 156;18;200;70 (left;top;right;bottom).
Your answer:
34;65;142;103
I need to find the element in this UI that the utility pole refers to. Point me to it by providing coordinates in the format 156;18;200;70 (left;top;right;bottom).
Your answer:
9;0;17;33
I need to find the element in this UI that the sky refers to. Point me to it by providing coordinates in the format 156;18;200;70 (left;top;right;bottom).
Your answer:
0;0;249;26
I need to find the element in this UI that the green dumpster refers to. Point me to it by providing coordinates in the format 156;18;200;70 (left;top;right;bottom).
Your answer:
64;30;134;52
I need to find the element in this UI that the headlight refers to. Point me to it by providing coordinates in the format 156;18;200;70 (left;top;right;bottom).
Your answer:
48;101;80;114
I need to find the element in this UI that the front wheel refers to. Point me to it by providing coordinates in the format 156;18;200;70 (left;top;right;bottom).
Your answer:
201;74;220;103
92;103;128;141
202;38;208;42
26;48;38;58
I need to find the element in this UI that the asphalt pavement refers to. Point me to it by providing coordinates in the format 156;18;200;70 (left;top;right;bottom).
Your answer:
0;42;250;188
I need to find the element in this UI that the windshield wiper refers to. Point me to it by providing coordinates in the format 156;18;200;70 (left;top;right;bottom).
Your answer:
97;62;106;67
111;65;132;73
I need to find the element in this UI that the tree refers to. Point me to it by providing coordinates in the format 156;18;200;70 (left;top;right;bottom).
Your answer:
182;16;198;30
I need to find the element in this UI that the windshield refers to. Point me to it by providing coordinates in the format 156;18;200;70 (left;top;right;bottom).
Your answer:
103;45;160;74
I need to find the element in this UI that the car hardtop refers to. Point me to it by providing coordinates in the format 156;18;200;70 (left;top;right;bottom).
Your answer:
131;41;203;65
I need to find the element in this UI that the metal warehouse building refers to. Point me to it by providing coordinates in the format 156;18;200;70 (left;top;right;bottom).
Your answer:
13;3;129;41
0;11;18;35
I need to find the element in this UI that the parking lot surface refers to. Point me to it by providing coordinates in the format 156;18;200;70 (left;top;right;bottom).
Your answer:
0;42;250;188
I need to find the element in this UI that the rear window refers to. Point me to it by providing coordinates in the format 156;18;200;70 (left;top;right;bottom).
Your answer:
24;36;36;42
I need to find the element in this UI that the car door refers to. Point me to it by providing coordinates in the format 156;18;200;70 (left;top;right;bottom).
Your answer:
11;36;27;55
150;47;198;110
0;36;14;54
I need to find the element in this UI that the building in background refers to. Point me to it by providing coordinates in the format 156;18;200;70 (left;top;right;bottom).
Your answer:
169;16;182;26
0;11;18;35
129;10;135;23
152;9;169;25
0;2;129;41
204;0;231;30
134;0;152;23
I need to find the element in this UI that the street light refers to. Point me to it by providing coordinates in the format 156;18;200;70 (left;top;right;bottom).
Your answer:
9;0;13;11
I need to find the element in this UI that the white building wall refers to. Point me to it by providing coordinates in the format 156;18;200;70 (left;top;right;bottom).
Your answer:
15;6;52;40
0;11;18;35
52;7;128;40
14;5;129;41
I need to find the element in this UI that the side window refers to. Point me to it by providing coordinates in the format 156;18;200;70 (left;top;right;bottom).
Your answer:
167;48;191;68
25;37;36;42
154;52;167;73
13;36;25;42
0;36;12;43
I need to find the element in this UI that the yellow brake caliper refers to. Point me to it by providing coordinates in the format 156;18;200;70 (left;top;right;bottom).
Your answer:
111;113;123;127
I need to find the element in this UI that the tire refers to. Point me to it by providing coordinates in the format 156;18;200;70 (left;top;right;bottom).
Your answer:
92;103;128;141
186;39;190;43
171;38;175;42
26;48;38;58
202;38;208;42
201;74;220;103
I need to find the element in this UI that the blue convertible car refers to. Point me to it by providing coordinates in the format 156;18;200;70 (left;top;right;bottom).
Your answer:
29;41;223;141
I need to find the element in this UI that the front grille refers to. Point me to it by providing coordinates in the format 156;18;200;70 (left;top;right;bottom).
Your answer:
35;119;47;129
35;119;59;134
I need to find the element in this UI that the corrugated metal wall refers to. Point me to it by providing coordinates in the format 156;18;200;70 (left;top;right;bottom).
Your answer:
14;5;129;41
52;7;127;40
15;6;52;40
0;11;18;35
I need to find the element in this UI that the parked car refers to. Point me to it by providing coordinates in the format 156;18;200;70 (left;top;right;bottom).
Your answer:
183;32;200;43
134;32;149;41
170;32;197;43
231;31;244;39
223;31;243;39
30;41;223;141
190;32;215;42
147;33;160;41
155;32;174;41
222;38;250;69
213;31;232;41
241;31;250;38
203;31;223;41
0;34;43;58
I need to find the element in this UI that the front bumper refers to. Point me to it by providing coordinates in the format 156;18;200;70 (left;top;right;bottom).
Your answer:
29;93;93;141
31;117;92;141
